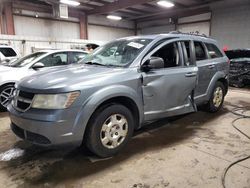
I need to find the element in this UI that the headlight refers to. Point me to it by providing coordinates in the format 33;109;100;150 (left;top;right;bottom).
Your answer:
31;91;80;109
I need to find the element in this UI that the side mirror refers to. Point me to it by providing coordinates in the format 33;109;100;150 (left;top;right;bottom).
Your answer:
141;57;164;72
32;62;45;70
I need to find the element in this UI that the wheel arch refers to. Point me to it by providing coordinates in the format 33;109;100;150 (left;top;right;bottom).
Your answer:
0;82;15;89
206;72;228;101
72;85;144;144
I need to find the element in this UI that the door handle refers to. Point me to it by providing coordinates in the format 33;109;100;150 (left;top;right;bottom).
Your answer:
185;72;197;77
208;64;215;69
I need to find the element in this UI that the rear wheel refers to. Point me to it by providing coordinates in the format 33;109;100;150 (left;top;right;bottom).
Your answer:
205;82;225;113
85;104;134;158
0;84;15;111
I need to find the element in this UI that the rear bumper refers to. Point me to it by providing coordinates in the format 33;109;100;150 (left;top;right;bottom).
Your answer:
8;104;83;147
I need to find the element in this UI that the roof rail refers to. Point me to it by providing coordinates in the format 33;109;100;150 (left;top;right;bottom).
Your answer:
169;30;208;38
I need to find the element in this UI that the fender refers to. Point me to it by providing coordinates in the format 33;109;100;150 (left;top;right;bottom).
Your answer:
206;71;228;101
0;80;17;87
71;84;144;140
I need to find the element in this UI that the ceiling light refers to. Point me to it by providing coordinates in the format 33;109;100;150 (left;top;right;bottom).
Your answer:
60;0;80;6
157;0;175;8
107;15;122;21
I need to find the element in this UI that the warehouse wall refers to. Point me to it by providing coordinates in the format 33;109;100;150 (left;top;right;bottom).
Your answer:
139;24;175;35
13;14;134;42
211;5;250;49
137;18;175;35
14;15;80;39
88;25;134;41
88;15;134;41
0;35;103;56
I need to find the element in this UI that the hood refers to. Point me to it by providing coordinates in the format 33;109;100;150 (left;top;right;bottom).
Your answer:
0;65;30;84
18;64;133;93
0;65;17;73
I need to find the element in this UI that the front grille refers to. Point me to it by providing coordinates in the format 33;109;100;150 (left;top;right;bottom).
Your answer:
19;90;34;100
13;90;34;112
11;123;51;145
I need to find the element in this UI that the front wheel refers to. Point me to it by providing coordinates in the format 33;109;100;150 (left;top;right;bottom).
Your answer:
205;82;225;113
85;104;135;158
0;84;15;111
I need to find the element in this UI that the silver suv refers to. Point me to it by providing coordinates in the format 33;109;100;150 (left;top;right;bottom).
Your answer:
8;33;229;157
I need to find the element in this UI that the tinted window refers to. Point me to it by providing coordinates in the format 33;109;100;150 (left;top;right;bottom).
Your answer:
205;43;223;59
152;42;180;68
0;48;17;57
40;52;68;67
194;42;207;61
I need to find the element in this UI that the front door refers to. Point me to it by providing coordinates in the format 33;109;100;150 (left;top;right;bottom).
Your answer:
141;40;198;121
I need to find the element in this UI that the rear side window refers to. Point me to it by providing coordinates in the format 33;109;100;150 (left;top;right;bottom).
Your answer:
205;43;223;59
194;42;207;61
0;48;17;57
70;52;87;64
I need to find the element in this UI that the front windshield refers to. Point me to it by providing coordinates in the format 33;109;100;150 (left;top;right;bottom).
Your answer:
7;52;46;67
80;38;152;67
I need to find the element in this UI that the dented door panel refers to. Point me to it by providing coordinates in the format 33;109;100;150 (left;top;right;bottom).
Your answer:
142;66;198;121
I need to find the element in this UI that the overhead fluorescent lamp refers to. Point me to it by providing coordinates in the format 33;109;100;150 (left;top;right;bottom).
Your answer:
107;15;122;21
60;0;80;6
157;1;175;8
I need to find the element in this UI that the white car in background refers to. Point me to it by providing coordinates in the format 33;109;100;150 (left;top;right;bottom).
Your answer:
0;49;87;110
0;45;19;64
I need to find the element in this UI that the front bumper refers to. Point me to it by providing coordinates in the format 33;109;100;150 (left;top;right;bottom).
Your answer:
8;104;83;147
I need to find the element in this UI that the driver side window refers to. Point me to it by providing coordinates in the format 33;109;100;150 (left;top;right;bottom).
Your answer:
40;52;68;67
152;42;180;68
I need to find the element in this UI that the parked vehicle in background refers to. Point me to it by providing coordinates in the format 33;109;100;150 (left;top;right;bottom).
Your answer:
0;49;87;110
0;45;19;64
8;33;229;157
225;49;250;88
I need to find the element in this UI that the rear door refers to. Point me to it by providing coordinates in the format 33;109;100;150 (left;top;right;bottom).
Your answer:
141;39;198;121
193;41;217;100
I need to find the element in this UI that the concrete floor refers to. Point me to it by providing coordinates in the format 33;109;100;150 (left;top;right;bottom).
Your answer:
0;88;249;188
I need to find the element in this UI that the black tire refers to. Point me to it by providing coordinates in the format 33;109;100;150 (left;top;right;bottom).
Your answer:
85;104;135;158
205;81;225;113
0;84;15;111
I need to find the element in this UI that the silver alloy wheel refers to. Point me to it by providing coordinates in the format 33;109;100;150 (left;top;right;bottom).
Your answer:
213;87;223;108
100;114;128;149
0;86;15;108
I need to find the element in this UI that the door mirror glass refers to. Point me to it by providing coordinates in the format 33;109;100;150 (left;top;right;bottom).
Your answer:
32;62;45;70
141;57;164;72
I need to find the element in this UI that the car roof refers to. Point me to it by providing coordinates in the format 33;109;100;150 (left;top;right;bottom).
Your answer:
37;49;88;53
0;45;14;48
118;32;217;44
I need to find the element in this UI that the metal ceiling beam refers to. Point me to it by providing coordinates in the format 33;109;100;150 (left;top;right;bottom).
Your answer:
126;7;153;14
135;6;210;22
87;0;155;15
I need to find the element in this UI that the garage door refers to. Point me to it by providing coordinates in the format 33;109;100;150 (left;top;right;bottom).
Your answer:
177;21;210;36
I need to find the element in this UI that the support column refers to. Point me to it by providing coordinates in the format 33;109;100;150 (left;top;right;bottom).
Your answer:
79;13;88;39
134;21;138;36
0;14;2;34
3;2;15;35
